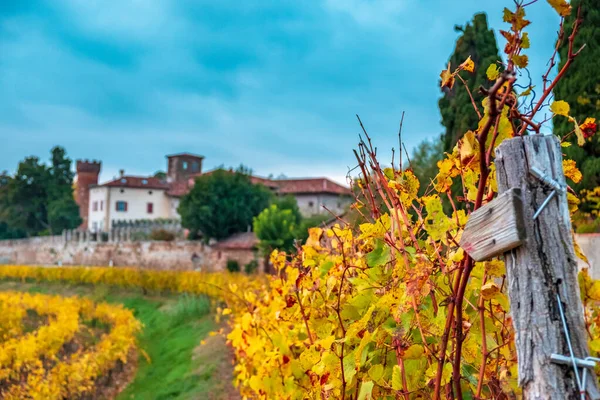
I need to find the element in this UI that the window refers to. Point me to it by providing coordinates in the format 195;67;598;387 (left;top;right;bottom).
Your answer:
120;178;127;183
100;200;103;211
182;161;188;170
192;161;199;172
147;202;153;214
116;201;128;212
92;201;98;211
148;190;153;195
308;201;314;207
142;179;148;184
120;189;125;193
92;222;98;232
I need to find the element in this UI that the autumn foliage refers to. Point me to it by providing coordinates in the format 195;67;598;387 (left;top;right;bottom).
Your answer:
2;1;600;399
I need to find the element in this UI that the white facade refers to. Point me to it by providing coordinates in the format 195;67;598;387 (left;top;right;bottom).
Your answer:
294;193;352;217
88;186;177;232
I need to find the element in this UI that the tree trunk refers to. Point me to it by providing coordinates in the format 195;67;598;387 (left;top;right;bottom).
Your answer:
495;135;599;399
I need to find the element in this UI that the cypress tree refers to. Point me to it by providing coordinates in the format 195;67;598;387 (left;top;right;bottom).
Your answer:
553;0;600;191
439;13;501;152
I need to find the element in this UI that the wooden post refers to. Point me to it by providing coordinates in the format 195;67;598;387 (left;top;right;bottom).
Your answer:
495;135;599;399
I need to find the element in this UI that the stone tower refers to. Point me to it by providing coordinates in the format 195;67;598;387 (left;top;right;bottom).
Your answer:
75;160;101;229
166;153;204;182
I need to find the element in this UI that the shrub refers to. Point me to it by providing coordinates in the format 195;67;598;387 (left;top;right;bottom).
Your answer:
226;259;240;273
244;260;259;274
150;229;176;241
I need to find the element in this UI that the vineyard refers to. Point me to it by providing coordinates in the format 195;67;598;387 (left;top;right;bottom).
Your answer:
0;290;139;399
1;1;600;399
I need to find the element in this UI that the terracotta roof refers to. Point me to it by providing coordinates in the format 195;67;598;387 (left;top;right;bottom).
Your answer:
165;152;204;159
100;176;170;190
213;232;259;250
190;170;350;195
276;178;351;195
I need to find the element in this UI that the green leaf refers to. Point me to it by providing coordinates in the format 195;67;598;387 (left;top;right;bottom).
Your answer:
368;364;384;381
392;365;403;391
366;239;390;267
512;54;528;68
319;261;334;277
357;380;374;400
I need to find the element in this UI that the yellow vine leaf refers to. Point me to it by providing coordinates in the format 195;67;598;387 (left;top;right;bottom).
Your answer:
486;64;500;81
391;365;403;391
563;160;582;183
573;118;586;146
357;380;374;400
521;32;530;49
403;344;424;360
460;56;475;73
547;0;572;16
440;63;455;89
550;100;570;117
574;235;590;266
512;54;528;68
481;282;501;300
368;364;384;381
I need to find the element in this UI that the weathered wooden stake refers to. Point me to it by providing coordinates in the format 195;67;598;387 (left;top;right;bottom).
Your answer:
495;135;599;399
460;188;526;262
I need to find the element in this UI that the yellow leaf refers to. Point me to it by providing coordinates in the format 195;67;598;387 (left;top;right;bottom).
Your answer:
550;100;570;117
440;63;455;89
460;56;475;73
368;364;384;381
357;380;374;400
392;365;403;391
563;160;582;183
486;64;500;81
574;118;586;146
481;282;501;300
521;32;530;49
512;54;528;68
547;0;572;16
459;131;478;165
561;141;572;147
403;344;424;360
574;237;590;266
589;281;600;301
222;308;232;316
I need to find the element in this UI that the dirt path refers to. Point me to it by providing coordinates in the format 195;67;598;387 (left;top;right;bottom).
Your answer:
193;329;241;400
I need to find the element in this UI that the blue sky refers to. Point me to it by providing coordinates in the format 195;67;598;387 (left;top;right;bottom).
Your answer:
0;0;559;184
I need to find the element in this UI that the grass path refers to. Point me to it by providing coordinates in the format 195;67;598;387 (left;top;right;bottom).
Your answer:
0;280;240;400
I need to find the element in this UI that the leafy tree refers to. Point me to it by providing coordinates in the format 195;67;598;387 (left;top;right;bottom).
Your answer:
178;167;272;240
0;147;81;237
253;204;298;253
410;139;444;196
273;195;302;225
553;0;600;191
439;13;501;152
153;171;167;180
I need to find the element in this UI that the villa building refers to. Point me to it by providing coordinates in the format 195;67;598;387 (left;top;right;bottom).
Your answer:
75;153;352;232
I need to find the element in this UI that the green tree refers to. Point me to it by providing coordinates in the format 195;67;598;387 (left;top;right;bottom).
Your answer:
253;204;298;253
553;0;600;191
0;147;81;237
178;167;272;240
273;195;302;225
410;139;444;196
153;171;167;180
439;13;501;152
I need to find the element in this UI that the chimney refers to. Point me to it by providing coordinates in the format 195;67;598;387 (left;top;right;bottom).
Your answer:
119;169;125;177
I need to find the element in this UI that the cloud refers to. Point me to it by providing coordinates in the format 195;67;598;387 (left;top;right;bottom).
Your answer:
0;0;561;183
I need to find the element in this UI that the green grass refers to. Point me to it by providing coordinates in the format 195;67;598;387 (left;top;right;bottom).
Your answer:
0;280;238;400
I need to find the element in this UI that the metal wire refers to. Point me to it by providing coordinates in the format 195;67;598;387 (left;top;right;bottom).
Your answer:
556;292;584;396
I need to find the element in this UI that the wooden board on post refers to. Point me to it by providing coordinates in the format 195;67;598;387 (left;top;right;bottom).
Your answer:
495;135;599;399
460;188;525;261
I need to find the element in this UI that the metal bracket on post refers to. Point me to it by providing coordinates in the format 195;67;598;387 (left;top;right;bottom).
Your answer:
529;166;566;219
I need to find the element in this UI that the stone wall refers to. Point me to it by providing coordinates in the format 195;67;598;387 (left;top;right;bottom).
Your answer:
0;236;262;272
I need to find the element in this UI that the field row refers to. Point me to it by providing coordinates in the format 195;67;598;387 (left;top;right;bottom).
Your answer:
0;291;140;399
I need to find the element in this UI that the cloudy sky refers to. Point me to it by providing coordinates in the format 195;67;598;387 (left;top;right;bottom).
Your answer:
1;0;560;184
